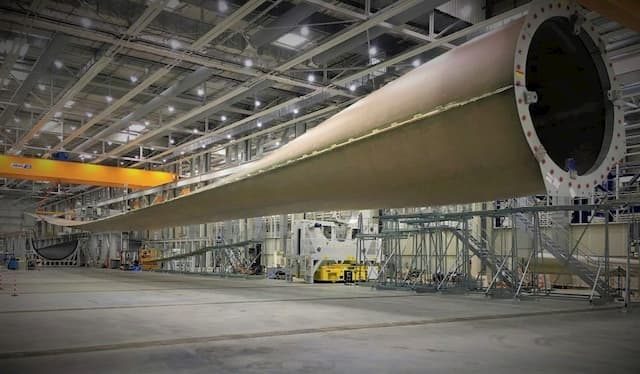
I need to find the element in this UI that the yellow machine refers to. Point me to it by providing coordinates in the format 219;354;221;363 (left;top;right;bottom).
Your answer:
314;259;368;283
139;248;162;271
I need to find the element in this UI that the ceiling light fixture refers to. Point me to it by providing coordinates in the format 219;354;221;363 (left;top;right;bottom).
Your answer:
169;39;181;50
412;59;421;68
80;18;92;28
243;58;253;68
257;121;262;128
86;112;93;118
274;33;308;50
197;88;204;96
218;0;229;13
307;74;315;82
130;75;138;83
368;46;377;56
254;99;261;107
53;60;63;69
300;25;310;36
105;95;113;103
221;115;227;121
129;123;146;132
168;105;175;113
349;84;356;92
292;108;299;114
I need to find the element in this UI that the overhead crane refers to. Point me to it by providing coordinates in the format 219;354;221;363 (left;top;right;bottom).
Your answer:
0;154;175;189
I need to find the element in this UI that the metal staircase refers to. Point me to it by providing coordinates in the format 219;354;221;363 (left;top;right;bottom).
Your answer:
451;229;514;288
224;247;242;271
512;213;609;296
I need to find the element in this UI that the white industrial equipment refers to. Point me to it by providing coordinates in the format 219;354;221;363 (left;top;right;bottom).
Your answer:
287;219;380;283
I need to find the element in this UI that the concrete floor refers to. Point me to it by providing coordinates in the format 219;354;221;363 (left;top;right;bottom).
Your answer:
0;269;638;373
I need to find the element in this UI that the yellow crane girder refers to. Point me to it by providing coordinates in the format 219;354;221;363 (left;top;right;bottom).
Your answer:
0;155;175;189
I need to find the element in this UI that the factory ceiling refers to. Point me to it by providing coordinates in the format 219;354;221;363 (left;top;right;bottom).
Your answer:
0;0;638;205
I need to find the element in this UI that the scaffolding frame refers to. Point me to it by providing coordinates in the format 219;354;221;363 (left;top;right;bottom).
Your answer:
361;200;640;301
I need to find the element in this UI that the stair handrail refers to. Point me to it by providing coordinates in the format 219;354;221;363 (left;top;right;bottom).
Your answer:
515;211;607;291
485;256;509;296
589;262;603;302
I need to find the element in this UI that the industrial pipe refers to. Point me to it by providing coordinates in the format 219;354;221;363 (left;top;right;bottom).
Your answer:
43;0;624;232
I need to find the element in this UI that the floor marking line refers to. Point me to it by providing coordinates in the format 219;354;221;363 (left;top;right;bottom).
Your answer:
0;306;621;360
3;284;312;295
0;293;426;314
